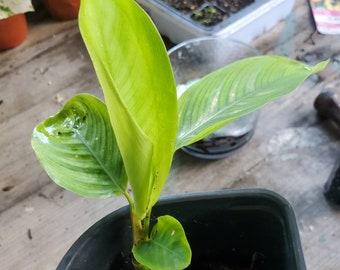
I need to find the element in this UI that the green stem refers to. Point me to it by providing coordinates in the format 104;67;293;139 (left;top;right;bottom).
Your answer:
131;211;144;246
124;192;151;270
143;208;152;240
124;192;143;246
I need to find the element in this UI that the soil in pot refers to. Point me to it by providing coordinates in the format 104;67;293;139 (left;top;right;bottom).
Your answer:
182;129;254;158
191;5;228;27
163;0;254;27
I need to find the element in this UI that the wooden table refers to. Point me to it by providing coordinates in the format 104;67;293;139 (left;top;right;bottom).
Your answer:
1;0;339;269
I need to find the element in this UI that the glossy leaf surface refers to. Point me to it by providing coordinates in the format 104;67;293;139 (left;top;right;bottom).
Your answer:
31;94;127;198
176;56;328;149
79;0;178;219
133;215;191;270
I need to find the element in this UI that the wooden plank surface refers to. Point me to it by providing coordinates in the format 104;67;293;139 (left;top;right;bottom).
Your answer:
1;0;339;269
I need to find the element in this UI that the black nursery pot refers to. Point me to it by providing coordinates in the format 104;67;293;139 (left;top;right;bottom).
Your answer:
57;189;306;270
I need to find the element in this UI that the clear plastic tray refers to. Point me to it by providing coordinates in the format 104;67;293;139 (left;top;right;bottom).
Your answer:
137;0;296;44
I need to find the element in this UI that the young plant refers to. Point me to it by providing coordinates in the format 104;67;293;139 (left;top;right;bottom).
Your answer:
31;0;327;269
0;0;33;19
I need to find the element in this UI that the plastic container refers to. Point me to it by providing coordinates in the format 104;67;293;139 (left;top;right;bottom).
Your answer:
137;0;296;44
57;189;306;270
43;0;80;21
0;14;28;50
168;37;260;159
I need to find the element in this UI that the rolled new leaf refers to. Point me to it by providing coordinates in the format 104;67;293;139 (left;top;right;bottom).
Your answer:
79;0;178;219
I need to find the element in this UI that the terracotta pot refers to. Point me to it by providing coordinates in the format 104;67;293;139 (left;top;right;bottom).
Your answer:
0;14;28;50
44;0;80;21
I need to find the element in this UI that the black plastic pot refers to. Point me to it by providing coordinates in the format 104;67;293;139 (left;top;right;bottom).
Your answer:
57;189;306;270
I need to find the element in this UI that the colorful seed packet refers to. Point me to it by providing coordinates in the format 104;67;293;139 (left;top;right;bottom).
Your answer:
309;0;340;34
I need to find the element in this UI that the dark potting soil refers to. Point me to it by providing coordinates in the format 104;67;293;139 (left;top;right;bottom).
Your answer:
182;130;254;159
163;0;254;26
115;260;251;270
115;254;262;270
115;251;263;270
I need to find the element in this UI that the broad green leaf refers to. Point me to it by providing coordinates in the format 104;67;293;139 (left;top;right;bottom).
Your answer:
31;94;127;198
176;56;328;149
133;215;191;270
79;0;178;219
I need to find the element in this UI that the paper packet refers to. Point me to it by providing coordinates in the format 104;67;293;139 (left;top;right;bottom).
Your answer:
309;0;340;34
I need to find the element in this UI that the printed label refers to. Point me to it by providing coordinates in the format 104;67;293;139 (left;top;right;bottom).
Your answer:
310;0;340;34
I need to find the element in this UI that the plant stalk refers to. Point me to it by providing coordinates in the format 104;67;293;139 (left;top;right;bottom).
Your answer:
125;192;151;270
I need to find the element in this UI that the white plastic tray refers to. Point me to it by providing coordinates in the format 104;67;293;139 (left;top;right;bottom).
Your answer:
137;0;296;44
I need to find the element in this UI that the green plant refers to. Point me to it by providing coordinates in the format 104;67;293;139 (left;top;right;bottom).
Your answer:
0;0;33;19
31;0;327;269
